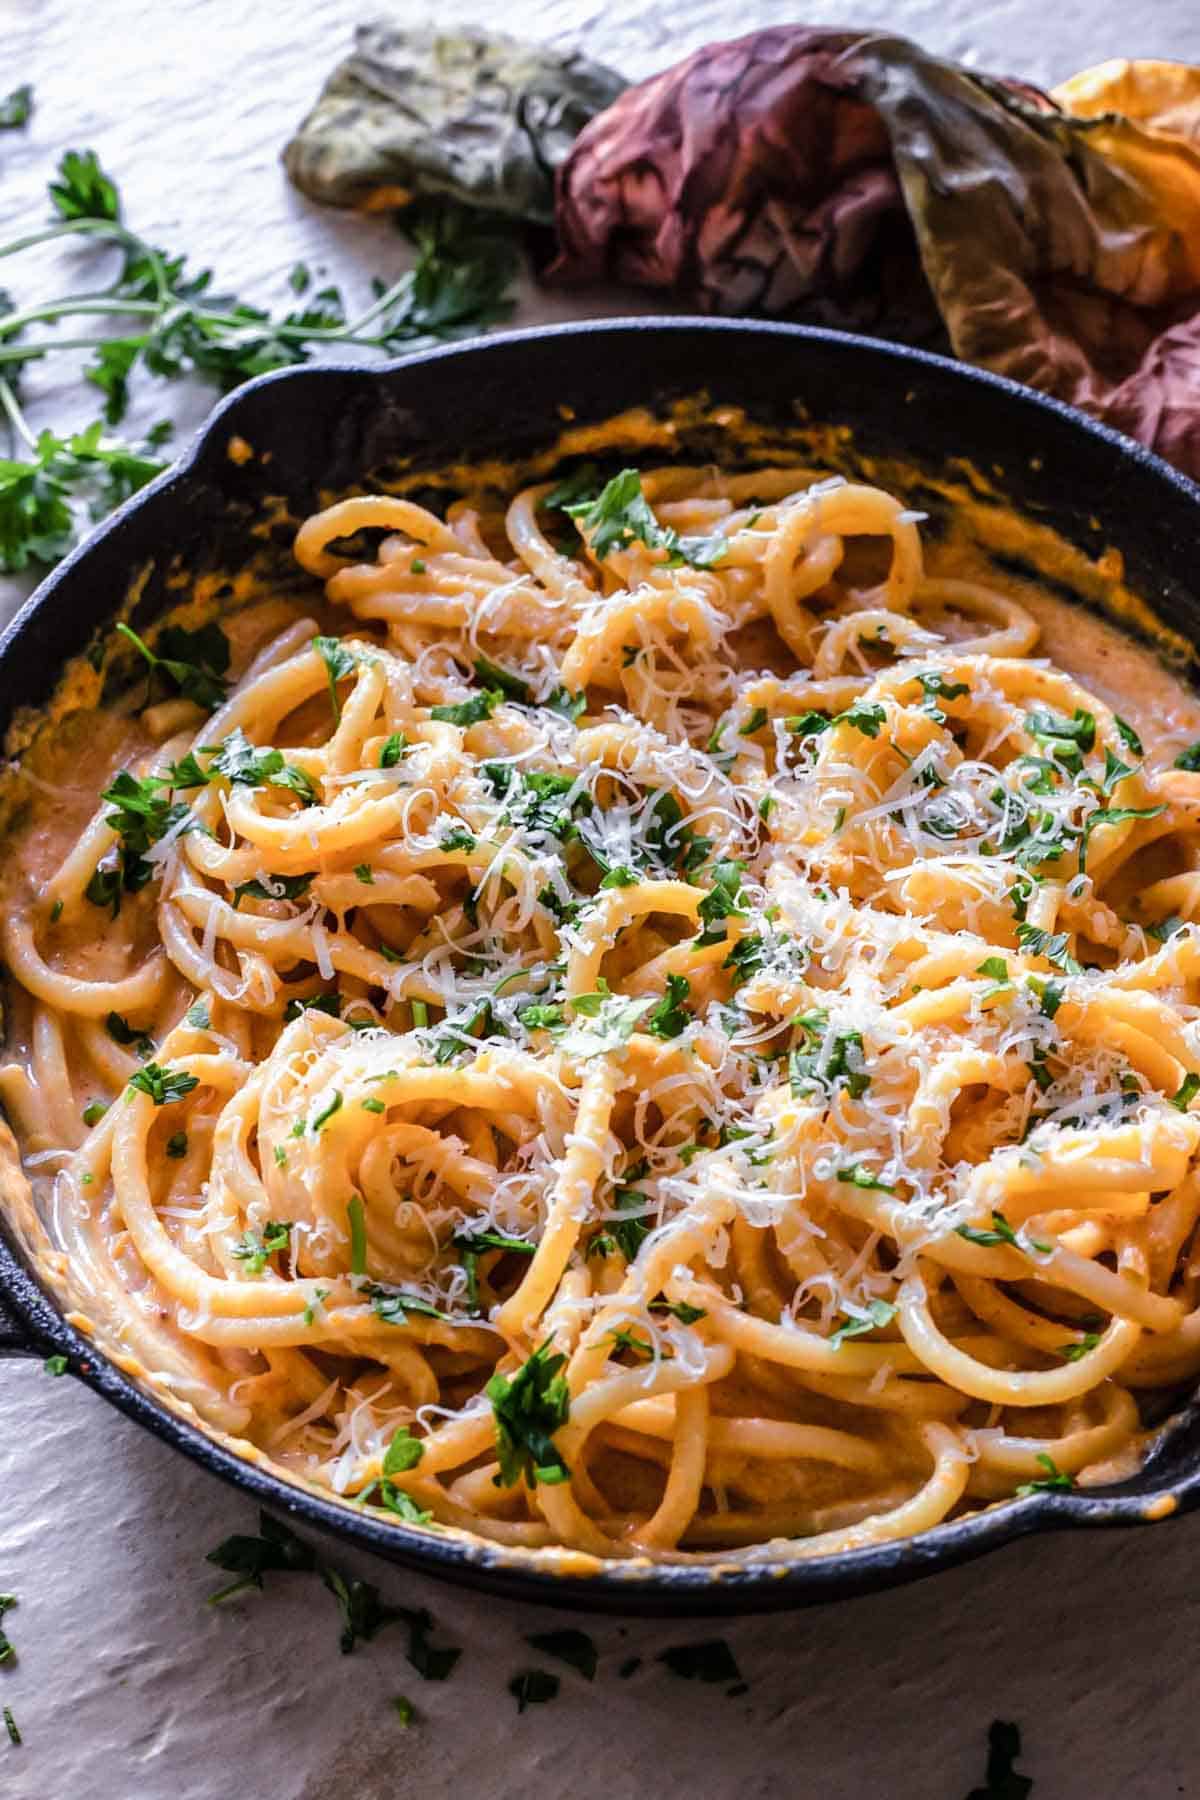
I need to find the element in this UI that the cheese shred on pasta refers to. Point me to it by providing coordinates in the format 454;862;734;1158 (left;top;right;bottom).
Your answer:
5;442;1200;1565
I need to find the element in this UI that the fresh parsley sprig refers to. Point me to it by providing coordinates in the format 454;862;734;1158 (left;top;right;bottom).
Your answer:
0;152;518;571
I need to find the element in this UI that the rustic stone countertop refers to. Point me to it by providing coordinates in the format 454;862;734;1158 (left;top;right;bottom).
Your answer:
3;2;1200;1795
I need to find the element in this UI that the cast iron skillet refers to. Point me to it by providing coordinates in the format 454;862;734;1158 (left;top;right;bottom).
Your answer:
3;318;1200;1617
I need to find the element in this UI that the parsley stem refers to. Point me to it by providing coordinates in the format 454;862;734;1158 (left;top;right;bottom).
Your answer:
0;378;36;451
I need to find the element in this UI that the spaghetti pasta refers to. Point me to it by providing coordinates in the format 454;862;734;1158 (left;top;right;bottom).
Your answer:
5;434;1200;1566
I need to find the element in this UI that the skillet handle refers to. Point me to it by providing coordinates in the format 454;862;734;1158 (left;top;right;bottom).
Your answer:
0;1289;43;1358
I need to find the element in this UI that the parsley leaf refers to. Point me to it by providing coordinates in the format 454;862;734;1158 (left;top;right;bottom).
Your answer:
965;1719;1033;1800
646;973;691;1038
509;1669;560;1712
363;1281;452;1325
696;859;748;945
117;619;230;710
313;636;355;724
127;1061;197;1105
1015;924;1082;976
790;1012;870;1101
206;1509;316;1603
431;688;501;727
1059;1331;1101;1362
835;1163;893;1191
0;85;33;130
231;871;315;910
1114;715;1143;756
452;1229;535;1313
564;468;671;562
956;1210;1051;1254
486;1340;571;1488
828;1298;897;1347
1170;1072;1200;1111
231;1220;292;1276
1015;1452;1075;1496
558;986;652;1058
472;654;530;703
526;1629;597;1680
658;1640;742;1684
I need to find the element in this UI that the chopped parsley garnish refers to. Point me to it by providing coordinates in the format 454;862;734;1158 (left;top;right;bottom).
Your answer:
508;1669;560;1712
384;1427;425;1476
835;1164;893;1191
473;654;530;702
518;1002;566;1031
1015;1452;1075;1496
486;1340;571;1488
166;1131;188;1158
346;1194;367;1274
44;1355;68;1376
696;859;748;945
724;933;766;988
0;84;33;130
544;685;586;721
828;1299;897;1347
646;973;691;1038
206;729;316;804
1170;1072;1200;1111
185;1000;211;1029
431;688;501;726
363;1281;452;1325
313;636;356;724
311;1090;343;1132
206;1509;316;1604
739;706;768;737
657;1640;742;1684
116;619;230;711
1025;704;1095;772
558;985;651;1058
1114;715;1143;756
452;1228;535;1313
563;468;726;568
0;1595;16;1665
86;769;195;912
1015;924;1082;976
127;1062;198;1105
1174;740;1200;772
231;871;314;910
1059;1332;1101;1362
790;1012;870;1101
440;824;477;852
379;732;407;767
106;1011;153;1058
208;1507;458;1667
649;1298;707;1324
966;1719;1033;1800
231;1220;292;1275
788;700;886;740
526;1630;597;1680
1026;976;1063;1018
3;1706;19;1747
914;669;969;720
956;1211;1051;1254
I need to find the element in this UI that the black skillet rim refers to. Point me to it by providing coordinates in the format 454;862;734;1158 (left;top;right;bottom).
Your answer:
3;315;1200;1616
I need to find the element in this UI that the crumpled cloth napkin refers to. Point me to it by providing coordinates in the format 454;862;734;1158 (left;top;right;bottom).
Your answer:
286;24;1200;479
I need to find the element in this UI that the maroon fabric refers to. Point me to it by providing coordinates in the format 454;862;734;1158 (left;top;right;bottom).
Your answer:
550;27;1200;479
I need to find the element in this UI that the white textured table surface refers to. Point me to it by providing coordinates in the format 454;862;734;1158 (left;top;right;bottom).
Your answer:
4;4;1200;1797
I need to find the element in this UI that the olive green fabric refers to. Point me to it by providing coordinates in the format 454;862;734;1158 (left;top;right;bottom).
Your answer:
284;23;626;225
